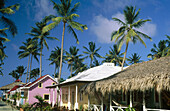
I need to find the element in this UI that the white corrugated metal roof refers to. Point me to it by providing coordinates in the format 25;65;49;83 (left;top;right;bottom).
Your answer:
61;63;126;85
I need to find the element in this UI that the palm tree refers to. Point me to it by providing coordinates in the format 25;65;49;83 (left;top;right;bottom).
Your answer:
9;70;19;80
127;53;143;64
42;0;87;82
65;46;83;77
31;95;50;111
0;63;4;76
48;46;64;78
147;40;168;60
83;42;103;68
0;0;19;36
91;59;101;68
72;57;87;76
18;38;32;83
30;68;40;81
15;65;25;80
27;40;40;82
18;38;39;82
27;20;58;77
0;28;9;62
103;44;124;66
111;6;152;70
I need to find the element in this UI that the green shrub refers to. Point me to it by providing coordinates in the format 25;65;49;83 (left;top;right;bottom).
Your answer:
22;103;31;111
125;105;135;111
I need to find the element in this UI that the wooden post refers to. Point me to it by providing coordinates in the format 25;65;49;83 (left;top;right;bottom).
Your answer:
159;90;161;109
68;86;71;110
60;88;63;106
130;91;132;107
101;96;104;111
143;91;146;111
52;88;55;107
88;94;90;111
110;94;112;111
75;85;78;109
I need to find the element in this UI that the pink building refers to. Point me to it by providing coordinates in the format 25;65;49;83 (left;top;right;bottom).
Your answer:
20;75;58;106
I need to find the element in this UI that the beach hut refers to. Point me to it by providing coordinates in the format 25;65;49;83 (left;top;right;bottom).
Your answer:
46;63;125;110
19;74;58;106
0;79;24;101
82;56;170;111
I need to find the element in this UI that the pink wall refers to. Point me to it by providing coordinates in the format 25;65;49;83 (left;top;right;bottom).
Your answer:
28;77;57;105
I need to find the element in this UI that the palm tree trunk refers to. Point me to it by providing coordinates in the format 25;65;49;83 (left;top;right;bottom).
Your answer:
19;74;21;81
70;64;73;77
29;55;33;82
54;64;57;78
40;44;43;77
121;43;129;70
58;22;66;83
26;55;30;83
90;59;92;68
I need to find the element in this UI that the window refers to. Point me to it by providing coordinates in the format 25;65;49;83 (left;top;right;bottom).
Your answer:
43;94;49;101
80;91;83;101
52;82;56;85
38;82;43;88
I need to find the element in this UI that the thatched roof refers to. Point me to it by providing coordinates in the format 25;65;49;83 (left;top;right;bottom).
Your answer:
0;80;24;90
83;56;170;95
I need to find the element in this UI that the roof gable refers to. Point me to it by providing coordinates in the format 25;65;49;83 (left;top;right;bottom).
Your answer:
26;75;57;88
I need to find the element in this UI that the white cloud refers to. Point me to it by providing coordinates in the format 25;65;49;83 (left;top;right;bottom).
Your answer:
90;13;156;44
34;0;56;21
25;0;56;21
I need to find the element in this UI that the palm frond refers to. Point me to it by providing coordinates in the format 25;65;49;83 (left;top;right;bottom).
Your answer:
67;25;79;44
0;16;17;36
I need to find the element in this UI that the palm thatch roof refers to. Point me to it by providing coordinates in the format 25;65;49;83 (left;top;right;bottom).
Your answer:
0;80;24;90
83;56;170;95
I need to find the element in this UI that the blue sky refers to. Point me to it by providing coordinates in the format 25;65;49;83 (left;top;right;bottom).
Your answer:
0;0;170;93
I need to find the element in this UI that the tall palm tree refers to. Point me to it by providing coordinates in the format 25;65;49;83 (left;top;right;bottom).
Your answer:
27;21;58;77
65;46;83;77
91;59;101;68
147;40;168;60
28;40;40;82
15;65;25;80
18;38;39;82
0;62;4;76
127;53;142;64
111;6;152;70
72;57;87;76
18;38;32;83
165;35;170;56
48;46;64;78
42;0;87;82
0;0;19;36
0;28;9;62
103;44;124;66
9;70;19;80
83;42;103;68
30;68;40;81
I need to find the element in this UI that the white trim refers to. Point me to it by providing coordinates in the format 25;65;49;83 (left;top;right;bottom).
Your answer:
53;88;55;107
88;94;90;111
27;90;29;103
143;91;146;111
23;75;58;89
130;91;132;107
68;86;71;110
75;85;78;109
